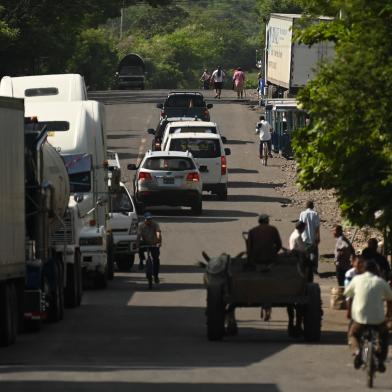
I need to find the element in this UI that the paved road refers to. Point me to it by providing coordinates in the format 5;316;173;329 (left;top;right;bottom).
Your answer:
0;90;391;391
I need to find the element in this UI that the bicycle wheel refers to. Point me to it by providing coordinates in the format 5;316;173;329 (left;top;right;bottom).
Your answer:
365;340;375;388
146;257;153;290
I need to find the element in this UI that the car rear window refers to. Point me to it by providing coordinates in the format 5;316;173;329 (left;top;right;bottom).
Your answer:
143;157;195;171
165;95;205;108
110;188;134;213
169;138;221;158
25;87;59;97
170;126;217;134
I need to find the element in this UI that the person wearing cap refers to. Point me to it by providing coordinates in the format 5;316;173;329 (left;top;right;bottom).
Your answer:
137;212;162;282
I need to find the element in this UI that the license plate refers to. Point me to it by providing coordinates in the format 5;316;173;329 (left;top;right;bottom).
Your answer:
163;177;174;184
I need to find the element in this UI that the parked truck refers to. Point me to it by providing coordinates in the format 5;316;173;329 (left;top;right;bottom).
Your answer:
0;97;72;346
25;101;115;288
116;53;146;90
264;13;334;97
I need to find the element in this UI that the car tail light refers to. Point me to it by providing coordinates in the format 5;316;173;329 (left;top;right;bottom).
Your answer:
155;142;161;150
138;171;152;181
186;172;200;182
161;110;166;117
221;156;227;175
204;109;209;117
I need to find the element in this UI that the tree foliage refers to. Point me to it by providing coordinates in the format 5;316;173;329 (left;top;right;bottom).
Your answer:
292;0;392;230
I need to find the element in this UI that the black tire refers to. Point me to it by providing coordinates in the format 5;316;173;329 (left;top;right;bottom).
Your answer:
366;340;374;388
48;260;63;323
0;282;18;347
191;197;203;215
107;235;115;280
94;270;108;290
206;285;225;341
216;185;228;201
303;283;322;342
116;254;135;272
65;257;78;308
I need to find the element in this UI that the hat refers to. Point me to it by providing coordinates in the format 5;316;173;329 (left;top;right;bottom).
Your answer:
143;211;153;219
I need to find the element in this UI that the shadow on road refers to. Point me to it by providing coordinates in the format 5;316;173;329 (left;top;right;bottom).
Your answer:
228;181;284;189
225;139;255;145
229;168;259;174
107;134;140;139
227;194;291;204
0;381;281;392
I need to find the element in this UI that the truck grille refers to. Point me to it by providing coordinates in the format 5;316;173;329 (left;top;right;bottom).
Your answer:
50;210;74;246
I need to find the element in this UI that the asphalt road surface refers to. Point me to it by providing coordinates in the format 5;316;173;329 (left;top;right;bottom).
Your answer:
1;89;391;391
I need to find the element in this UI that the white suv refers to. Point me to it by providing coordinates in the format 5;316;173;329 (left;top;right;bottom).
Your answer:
108;183;139;271
164;132;231;200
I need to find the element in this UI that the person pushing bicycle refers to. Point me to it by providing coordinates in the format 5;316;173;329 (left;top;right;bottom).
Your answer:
137;212;162;283
255;115;273;160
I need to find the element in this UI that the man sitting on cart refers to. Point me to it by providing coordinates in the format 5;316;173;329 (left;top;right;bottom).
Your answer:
247;213;282;321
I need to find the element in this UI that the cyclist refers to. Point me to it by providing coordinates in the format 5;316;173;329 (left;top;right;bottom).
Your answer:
344;260;392;371
137;212;162;283
255;115;272;160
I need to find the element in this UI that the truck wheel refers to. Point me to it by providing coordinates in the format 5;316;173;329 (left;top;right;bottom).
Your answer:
94;270;108;290
107;235;115;280
191;197;203;215
65;257;78;308
303;283;322;342
116;254;135;272
206;285;225;341
216;185;228;201
0;282;18;347
48;260;63;323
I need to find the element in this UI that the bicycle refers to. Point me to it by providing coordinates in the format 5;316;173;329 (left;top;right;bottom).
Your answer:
139;244;160;290
359;326;381;388
260;141;269;166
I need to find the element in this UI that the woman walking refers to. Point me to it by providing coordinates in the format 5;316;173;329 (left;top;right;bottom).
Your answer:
232;68;245;99
211;66;226;99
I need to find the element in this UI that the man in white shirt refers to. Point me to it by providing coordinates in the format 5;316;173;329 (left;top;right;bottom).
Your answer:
255;115;272;158
344;260;392;371
211;66;226;99
289;221;307;252
299;200;320;273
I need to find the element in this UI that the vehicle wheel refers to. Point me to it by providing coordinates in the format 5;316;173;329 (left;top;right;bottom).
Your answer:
107;235;115;280
116;254;135;272
191;197;203;215
48;260;63;323
303;283;322;342
364;339;375;388
206;285;225;341
0;282;18;347
65;257;78;308
216;185;228;201
94;270;108;290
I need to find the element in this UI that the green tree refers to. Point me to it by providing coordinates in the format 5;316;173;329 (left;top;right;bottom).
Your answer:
292;0;392;235
67;28;118;90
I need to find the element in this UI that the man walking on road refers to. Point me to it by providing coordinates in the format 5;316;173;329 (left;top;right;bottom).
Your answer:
333;224;355;287
211;66;226;99
255;115;272;159
299;200;320;273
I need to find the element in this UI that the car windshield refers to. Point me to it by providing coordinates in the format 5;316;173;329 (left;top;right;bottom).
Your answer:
143;157;195;171
62;154;92;193
110;188;134;212
169;138;221;158
170;126;217;134
165;95;205;108
119;65;143;75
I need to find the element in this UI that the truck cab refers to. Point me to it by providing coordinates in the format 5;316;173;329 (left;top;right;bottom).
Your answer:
116;53;146;90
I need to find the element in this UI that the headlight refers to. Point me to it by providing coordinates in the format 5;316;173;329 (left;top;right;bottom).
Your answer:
79;237;103;246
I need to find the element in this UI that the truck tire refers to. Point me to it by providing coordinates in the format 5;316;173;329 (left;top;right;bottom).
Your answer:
94;269;108;290
216;185;228;201
48;260;63;323
303;283;322;342
191;197;203;215
107;235;115;280
206;285;225;341
116;254;135;272
65;258;79;308
0;282;18;347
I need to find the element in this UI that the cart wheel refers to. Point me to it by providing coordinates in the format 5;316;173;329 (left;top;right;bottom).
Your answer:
206;285;225;341
303;283;322;342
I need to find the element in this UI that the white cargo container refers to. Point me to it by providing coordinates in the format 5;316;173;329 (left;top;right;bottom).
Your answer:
0;74;87;102
265;14;334;94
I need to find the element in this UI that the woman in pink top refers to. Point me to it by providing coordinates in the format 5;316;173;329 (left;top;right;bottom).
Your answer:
232;68;245;99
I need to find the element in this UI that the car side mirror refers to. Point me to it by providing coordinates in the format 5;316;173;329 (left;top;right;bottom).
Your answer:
221;136;227;143
147;128;155;135
156;103;163;109
224;148;231;156
207;103;213;109
74;193;84;203
127;163;137;170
